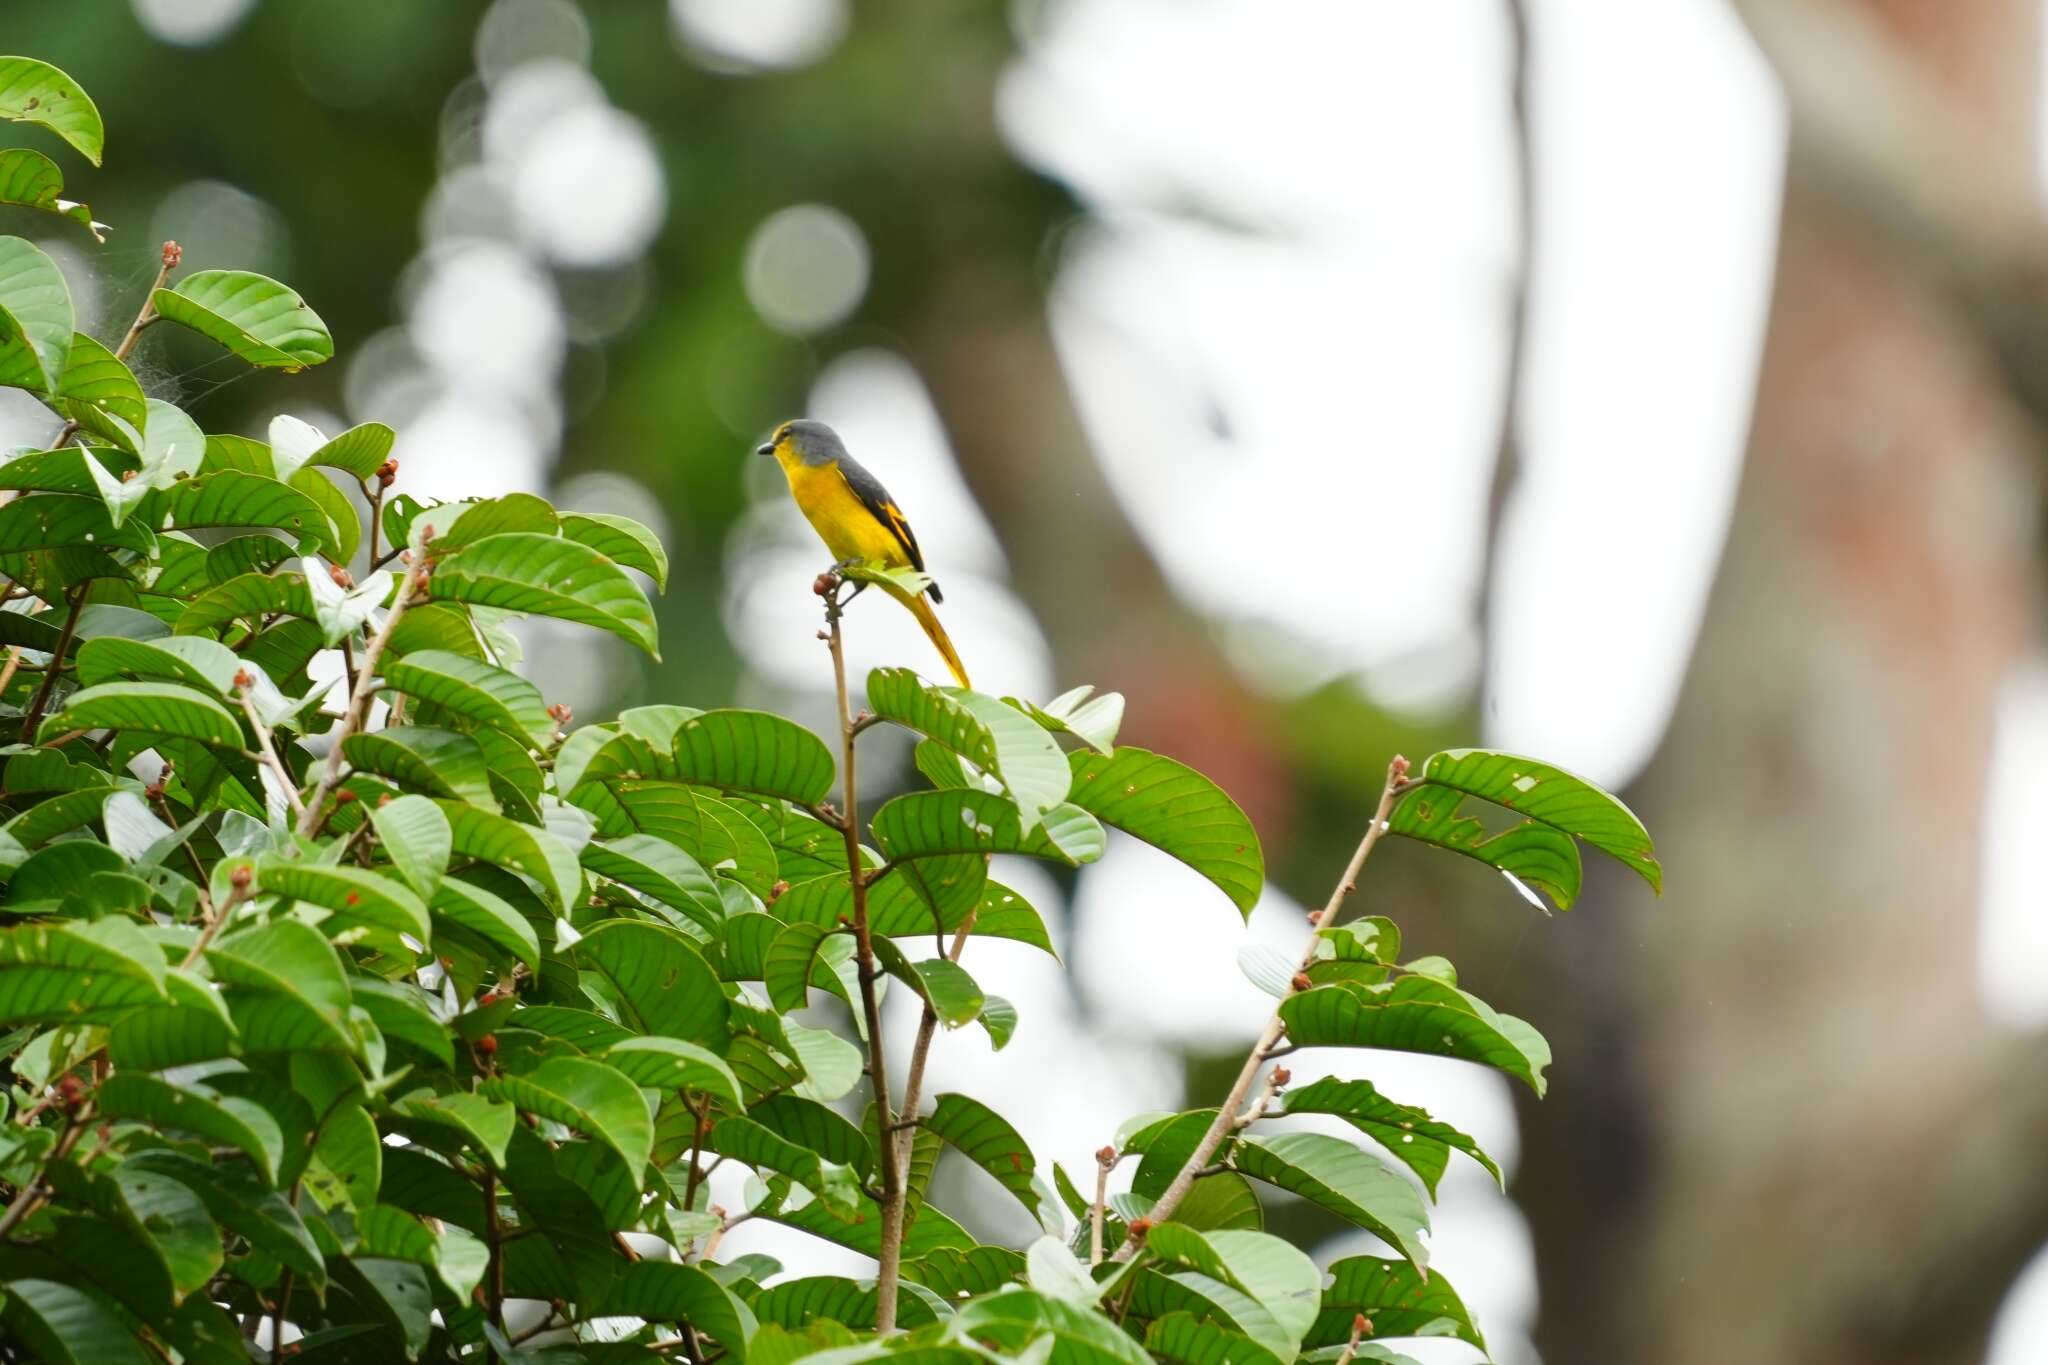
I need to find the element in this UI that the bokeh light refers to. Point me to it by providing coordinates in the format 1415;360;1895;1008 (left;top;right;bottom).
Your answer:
743;204;870;335
668;0;849;73
130;0;255;47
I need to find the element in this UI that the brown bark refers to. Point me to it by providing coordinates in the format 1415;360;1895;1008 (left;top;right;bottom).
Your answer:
1521;2;2047;1358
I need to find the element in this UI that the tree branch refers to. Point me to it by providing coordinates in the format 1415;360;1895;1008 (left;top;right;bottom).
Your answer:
1111;756;1408;1260
297;569;425;838
822;577;906;1329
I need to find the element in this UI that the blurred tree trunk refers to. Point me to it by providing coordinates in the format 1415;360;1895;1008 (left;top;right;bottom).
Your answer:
1518;1;2046;1360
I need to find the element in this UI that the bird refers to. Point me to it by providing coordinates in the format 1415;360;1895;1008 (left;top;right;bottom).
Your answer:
758;419;971;689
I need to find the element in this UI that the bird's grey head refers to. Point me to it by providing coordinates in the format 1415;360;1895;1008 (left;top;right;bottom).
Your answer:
756;418;847;466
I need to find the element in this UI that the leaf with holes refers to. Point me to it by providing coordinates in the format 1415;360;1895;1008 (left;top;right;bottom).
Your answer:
1277;976;1551;1094
869;938;985;1028
152;269;332;370
1398;748;1660;895
1067;748;1263;917
0;57;103;162
870;789;1103;867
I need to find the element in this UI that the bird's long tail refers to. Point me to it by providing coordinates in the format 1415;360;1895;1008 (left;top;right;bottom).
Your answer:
882;581;971;689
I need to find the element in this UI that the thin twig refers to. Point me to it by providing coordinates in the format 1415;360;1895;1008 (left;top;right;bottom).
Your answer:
19;584;87;742
236;678;306;817
297;571;424;838
178;868;255;969
892;909;977;1180
823;580;905;1330
114;243;180;363
0;1105;92;1240
0;647;21;696
1111;756;1410;1260
1090;1146;1115;1266
484;1168;506;1330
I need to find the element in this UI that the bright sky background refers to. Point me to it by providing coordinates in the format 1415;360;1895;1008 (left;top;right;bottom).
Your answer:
40;0;2048;1356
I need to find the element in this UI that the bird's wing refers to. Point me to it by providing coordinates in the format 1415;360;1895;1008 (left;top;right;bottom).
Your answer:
834;456;926;574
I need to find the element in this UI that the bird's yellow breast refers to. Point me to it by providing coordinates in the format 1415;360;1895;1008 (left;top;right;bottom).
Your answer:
776;454;912;567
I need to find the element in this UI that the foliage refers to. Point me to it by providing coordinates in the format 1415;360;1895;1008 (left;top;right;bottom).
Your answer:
0;60;1660;1365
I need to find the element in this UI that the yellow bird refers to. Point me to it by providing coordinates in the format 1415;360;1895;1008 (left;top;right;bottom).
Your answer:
758;419;971;689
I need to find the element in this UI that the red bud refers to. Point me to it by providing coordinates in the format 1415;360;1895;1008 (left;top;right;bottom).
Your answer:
329;564;353;589
161;241;182;268
229;864;253;889
1095;1145;1116;1166
475;1035;498;1056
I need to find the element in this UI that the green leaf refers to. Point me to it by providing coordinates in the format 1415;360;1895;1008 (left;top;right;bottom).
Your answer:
1143;1226;1319;1358
1067;747;1264;916
561;510;669;589
870;789;1104;867
1385;785;1581;912
429;531;658;655
257;855;432;942
430;875;540;973
868;669;1071;829
206;918;354;1053
0;149;101;238
0;236;70;393
595;1261;755;1358
672;709;835;804
977;994;1018;1050
306;421;395;480
152;269;332;370
1278;1076;1500;1196
74;634;240;693
382;648;554;748
869;938;985;1028
923;1093;1056;1229
370;793;452;898
1008;683;1124;755
38;679;242;748
154;470;330;549
1144;1312;1285;1365
344;726;493;807
710;1116;859;1210
0;57;103;163
96;1072;284;1182
481;1056;653;1186
1313;1257;1484;1349
1233;1132;1429;1273
353;978;452;1064
581;833;725;933
327;1255;432;1357
903;1246;1026;1299
57;334;144;449
763;920;837;1013
398;1092;516;1168
1277;976;1552;1094
0;915;166;1022
603;1036;742;1107
127;1149;326;1289
1401;748;1661;894
573;919;729;1052
438;800;581;913
0;1279;148;1364
0;491;153;555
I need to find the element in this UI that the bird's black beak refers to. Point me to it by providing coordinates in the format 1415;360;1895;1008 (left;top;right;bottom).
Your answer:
755;441;775;457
